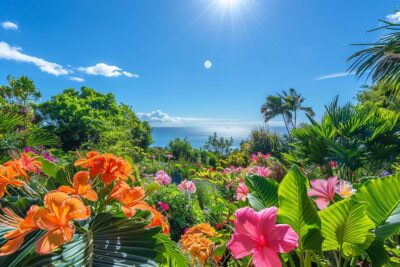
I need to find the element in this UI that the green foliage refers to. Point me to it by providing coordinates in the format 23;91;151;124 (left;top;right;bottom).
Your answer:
203;132;233;157
353;173;400;265
148;185;203;241
243;126;283;156
245;175;278;210
167;138;192;161
38;87;152;151
0;75;41;108
319;199;375;257
277;166;323;252
286;97;400;179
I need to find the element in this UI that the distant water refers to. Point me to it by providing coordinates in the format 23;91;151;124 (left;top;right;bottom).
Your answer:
151;126;287;148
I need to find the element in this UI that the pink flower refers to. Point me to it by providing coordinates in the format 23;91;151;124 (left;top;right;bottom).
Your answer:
165;154;174;160
178;179;196;193
236;182;249;201
250;153;258;162
335;180;356;198
158;201;170;211
154;170;172;185
308;176;338;210
248;166;271;178
227;207;298;267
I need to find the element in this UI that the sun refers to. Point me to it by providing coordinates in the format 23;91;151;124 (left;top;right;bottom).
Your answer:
219;0;239;7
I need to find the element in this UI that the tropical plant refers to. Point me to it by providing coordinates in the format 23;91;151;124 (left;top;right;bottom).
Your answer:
261;89;314;136
285;97;400;180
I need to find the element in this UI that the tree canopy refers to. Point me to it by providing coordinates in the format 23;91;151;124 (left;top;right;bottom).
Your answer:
38;87;152;151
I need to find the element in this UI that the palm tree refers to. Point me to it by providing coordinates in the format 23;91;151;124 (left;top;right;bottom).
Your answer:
260;95;291;136
348;22;400;85
280;88;315;128
261;89;314;136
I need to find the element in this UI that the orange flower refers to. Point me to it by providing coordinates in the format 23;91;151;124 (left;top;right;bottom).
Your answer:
147;206;170;234
33;191;90;255
3;153;42;180
185;223;216;237
75;152;133;184
180;232;214;265
109;181;149;217
74;151;100;169
0;166;25;199
58;171;98;201
0;205;39;255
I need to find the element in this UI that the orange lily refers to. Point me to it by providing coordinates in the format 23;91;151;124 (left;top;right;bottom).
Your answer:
74;151;100;169
0;166;25;199
58;171;98;201
109;181;149;217
75;152;133;184
0;205;39;255
33;191;90;255
3;153;42;180
147;206;170;234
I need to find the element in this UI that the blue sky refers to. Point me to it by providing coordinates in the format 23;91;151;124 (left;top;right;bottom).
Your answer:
0;0;398;126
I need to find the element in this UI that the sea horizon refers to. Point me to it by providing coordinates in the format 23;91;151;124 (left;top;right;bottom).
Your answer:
151;125;287;148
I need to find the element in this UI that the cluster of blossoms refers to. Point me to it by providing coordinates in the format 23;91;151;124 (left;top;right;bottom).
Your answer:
154;170;171;185
247;166;271;178
179;223;216;265
178;179;196;193
0;152;41;198
250;152;271;163
308;176;356;210
227;207;299;267
0;151;171;256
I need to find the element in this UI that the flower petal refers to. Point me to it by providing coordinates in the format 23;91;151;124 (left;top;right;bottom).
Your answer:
35;228;69;255
0;235;25;256
82;189;98;201
258;207;278;237
267;224;299;253
315;197;330;210
252;246;282;267
227;233;257;259
233;207;260;238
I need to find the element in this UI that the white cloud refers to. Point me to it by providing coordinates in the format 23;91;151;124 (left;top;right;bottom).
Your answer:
1;21;18;30
69;77;84;82
78;63;138;78
204;60;212;69
315;71;353;81
387;11;400;23
0;41;70;76
138;110;284;127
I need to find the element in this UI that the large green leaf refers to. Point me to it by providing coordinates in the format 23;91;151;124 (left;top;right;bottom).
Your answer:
353;174;400;265
319;198;375;257
155;233;188;267
277;166;323;251
245;175;278;210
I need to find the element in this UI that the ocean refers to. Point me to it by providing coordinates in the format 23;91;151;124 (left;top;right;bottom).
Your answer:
151;126;287;148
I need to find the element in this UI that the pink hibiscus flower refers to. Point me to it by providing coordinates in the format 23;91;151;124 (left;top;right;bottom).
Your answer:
154;170;172;185
227;207;298;267
236;182;249;201
307;176;338;210
178;179;196;193
248;166;271;178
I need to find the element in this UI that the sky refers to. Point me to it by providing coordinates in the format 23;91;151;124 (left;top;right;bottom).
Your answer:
0;0;398;127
